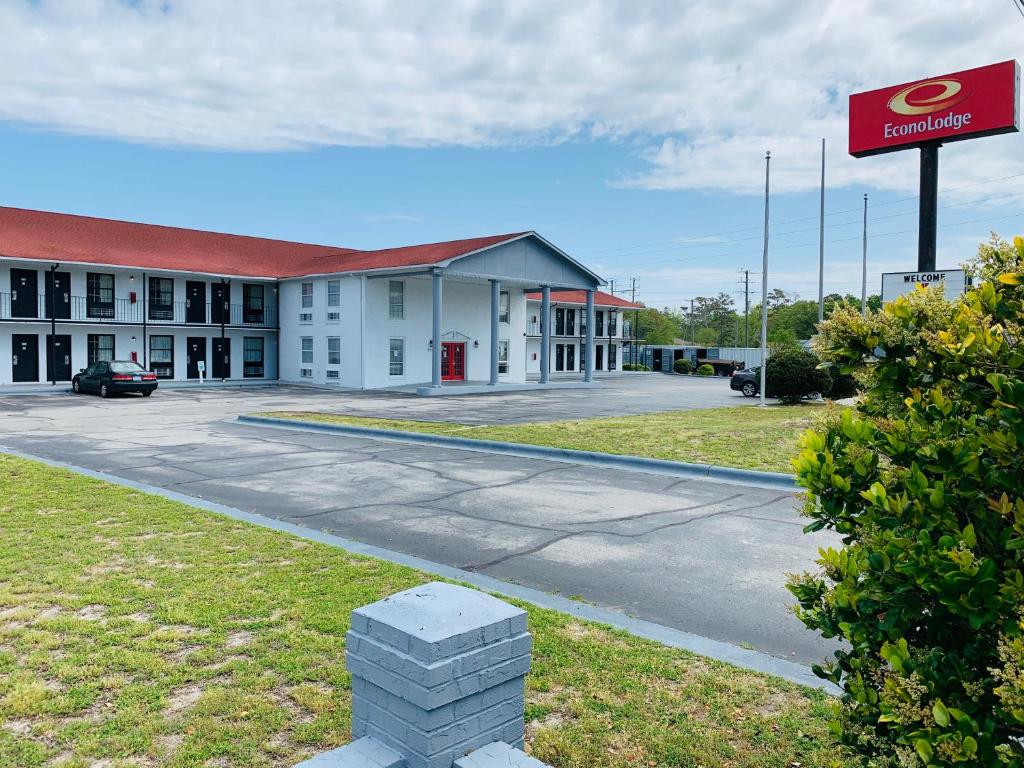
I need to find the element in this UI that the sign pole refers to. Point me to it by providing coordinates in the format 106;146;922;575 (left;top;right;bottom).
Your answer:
918;143;940;271
817;138;825;324
861;194;868;316
759;150;770;408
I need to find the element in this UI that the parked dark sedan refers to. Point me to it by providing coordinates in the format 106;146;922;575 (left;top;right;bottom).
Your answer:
73;360;158;397
730;366;761;397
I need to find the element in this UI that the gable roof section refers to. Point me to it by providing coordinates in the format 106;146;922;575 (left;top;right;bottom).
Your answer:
525;289;642;308
0;206;530;279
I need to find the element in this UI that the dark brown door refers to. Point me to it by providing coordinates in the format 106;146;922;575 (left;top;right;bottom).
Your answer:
46;334;72;381
11;269;38;318
186;337;206;379
45;271;71;319
211;282;229;325
186;281;206;324
12;334;39;382
212;337;231;379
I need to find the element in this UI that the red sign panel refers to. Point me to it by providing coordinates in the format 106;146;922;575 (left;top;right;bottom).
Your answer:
849;60;1019;157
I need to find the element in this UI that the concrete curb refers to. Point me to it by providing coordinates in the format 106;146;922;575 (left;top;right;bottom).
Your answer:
237;414;800;492
0;447;836;695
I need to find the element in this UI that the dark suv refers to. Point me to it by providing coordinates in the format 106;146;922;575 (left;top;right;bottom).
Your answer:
730;367;760;397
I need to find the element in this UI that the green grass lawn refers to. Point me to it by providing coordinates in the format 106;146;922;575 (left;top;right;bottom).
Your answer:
0;454;847;767
256;405;829;474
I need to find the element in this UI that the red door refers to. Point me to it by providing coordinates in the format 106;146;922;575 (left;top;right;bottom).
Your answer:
441;342;466;381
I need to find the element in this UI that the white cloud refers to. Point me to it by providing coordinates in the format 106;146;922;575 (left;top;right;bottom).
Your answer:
0;0;1021;194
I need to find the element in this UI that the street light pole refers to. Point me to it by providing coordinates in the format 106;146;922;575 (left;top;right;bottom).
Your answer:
759;151;771;407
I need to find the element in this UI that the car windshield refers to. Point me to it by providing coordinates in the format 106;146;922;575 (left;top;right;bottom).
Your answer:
109;362;145;373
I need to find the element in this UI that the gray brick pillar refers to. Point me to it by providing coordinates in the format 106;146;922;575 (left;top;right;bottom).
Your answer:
346;582;532;768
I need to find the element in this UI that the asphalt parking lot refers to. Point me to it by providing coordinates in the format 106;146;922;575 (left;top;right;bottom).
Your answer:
0;378;834;665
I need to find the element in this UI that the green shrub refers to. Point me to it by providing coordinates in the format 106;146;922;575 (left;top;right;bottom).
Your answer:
828;372;859;399
622;363;650;372
764;347;831;404
788;235;1024;767
673;358;693;374
696;363;715;376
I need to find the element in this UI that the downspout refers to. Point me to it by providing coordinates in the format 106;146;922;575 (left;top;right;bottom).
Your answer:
220;278;227;381
274;280;281;383
142;272;148;368
49;263;58;386
359;276;366;390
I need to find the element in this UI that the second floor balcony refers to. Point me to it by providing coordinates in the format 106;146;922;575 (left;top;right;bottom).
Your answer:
525;319;623;338
0;293;278;328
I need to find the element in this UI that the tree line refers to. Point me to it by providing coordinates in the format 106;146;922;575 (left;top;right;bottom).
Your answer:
629;290;882;346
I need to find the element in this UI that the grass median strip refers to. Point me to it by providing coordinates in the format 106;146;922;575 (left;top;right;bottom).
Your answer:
0;454;846;767
255;405;828;474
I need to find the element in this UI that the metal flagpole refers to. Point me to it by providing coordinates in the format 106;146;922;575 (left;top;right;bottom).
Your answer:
817;138;825;324
759;151;770;407
861;193;868;317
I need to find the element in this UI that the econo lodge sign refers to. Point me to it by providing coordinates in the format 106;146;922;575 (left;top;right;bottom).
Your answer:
849;60;1020;157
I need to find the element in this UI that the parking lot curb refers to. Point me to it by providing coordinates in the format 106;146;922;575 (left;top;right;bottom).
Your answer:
0;446;836;695
236;414;800;492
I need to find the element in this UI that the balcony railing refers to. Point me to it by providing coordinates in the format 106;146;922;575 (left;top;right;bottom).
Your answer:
0;293;277;328
525;320;620;338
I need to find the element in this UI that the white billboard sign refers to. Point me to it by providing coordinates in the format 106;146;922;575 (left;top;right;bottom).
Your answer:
881;269;973;304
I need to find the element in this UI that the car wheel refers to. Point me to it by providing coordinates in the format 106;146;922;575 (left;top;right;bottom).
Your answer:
142;390;152;397
100;384;110;398
741;382;757;397
72;380;80;393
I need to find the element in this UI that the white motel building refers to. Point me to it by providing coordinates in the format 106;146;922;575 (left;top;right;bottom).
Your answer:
0;207;639;393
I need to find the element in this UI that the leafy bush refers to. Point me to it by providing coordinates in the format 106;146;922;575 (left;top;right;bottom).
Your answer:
764;347;831;404
696;363;715;376
622;363;650;372
788;236;1024;767
674;358;693;374
828;372;859;399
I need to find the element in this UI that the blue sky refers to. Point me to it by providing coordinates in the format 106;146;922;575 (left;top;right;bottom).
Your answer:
1;1;1022;310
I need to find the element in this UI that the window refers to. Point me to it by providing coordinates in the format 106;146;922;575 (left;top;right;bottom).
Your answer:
301;336;313;365
150;336;174;379
301;368;312;378
148;277;174;320
327;279;341;322
389;338;404;376
389;281;404;319
596;311;605;337
499;291;510;323
243;284;265;324
326;370;339;380
87;273;115;319
555;308;565;336
301;282;313;309
609;311;618;336
300;313;313;323
608;343;617;371
327;336;341;365
243;337;264;378
498;340;509;374
87;334;115;365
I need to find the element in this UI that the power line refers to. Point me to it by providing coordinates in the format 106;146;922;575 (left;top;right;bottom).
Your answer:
1010;0;1024;20
578;171;1024;261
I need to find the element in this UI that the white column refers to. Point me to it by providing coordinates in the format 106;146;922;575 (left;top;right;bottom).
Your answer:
539;286;551;384
431;270;443;388
489;279;500;385
584;289;595;383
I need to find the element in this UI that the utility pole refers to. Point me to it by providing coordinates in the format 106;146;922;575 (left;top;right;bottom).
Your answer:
630;277;637;365
861;193;868;317
759;151;771;408
743;269;750;347
818;138;826;324
689;298;695;344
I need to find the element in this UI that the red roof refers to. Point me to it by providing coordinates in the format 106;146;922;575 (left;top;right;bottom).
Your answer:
0;206;527;279
525;289;642;308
